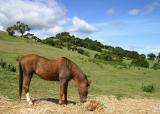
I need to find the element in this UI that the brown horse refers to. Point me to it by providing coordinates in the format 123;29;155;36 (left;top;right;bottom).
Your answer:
19;54;90;105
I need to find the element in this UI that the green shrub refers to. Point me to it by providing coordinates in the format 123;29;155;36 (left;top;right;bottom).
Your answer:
77;48;89;57
0;59;7;68
131;58;149;68
55;45;63;49
77;48;84;54
142;83;155;93
0;59;16;72
94;53;113;61
67;44;77;51
84;51;90;57
6;64;16;72
152;63;160;70
71;46;77;51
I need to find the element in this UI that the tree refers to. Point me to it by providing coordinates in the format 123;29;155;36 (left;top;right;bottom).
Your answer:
23;33;40;42
6;26;15;36
131;58;149;68
82;38;102;52
152;62;160;70
126;51;140;59
6;21;31;37
113;47;125;58
24;33;34;39
56;32;71;42
147;53;156;60
15;21;30;36
140;54;146;60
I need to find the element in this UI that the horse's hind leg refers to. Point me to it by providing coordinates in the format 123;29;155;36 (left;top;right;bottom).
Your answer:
23;73;33;105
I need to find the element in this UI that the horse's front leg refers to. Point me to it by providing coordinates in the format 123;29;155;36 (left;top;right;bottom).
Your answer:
59;80;68;105
64;81;68;104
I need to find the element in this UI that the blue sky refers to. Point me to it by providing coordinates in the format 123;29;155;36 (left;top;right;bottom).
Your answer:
57;0;160;54
0;0;160;54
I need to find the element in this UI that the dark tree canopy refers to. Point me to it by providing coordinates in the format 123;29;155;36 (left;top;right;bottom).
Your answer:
15;21;30;36
147;53;156;60
6;26;15;36
131;58;149;68
6;21;30;36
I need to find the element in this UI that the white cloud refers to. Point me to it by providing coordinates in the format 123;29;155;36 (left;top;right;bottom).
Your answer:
70;17;97;34
143;2;160;14
106;8;115;15
32;26;64;38
128;2;160;16
128;9;141;16
135;47;160;55
0;25;3;30
0;0;67;38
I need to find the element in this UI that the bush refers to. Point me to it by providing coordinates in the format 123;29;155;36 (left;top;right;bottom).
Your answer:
6;26;15;36
6;64;16;72
131;58;149;68
84;51;90;57
94;53;113;61
42;38;63;49
66;43;72;50
77;48;85;54
114;56;123;63
0;59;7;68
0;59;16;72
77;48;90;57
67;44;77;51
70;46;77;51
152;63;160;70
55;45;63;49
142;83;155;93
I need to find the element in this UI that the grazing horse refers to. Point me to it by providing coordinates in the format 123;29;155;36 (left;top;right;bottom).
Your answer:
19;54;90;105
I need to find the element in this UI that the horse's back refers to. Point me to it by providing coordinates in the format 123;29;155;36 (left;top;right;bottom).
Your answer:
20;54;45;74
20;54;39;66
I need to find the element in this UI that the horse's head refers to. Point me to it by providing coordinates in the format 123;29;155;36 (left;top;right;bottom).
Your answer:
78;79;91;103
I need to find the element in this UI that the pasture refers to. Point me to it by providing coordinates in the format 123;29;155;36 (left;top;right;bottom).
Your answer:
0;31;160;102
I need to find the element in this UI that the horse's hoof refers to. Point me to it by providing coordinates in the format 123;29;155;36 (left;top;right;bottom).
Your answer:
59;100;67;105
29;101;33;105
58;101;63;105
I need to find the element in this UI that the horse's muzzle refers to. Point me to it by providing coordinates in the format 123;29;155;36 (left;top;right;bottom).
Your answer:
80;98;87;103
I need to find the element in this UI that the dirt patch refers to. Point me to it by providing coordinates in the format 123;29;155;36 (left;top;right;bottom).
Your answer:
0;96;160;114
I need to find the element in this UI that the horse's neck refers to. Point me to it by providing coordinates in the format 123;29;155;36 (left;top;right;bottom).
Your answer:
73;72;86;86
71;62;86;85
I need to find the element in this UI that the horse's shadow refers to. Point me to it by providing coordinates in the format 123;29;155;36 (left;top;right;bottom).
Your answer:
33;98;77;105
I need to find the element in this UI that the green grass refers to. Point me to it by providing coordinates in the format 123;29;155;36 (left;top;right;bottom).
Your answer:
0;30;160;101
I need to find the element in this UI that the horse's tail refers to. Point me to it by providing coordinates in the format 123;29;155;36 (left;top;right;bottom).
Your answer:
19;61;23;99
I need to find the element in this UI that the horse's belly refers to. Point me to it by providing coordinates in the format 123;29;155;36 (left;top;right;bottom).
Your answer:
35;62;60;81
35;71;59;81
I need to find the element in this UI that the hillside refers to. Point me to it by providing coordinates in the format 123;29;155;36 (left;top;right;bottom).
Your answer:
1;30;160;100
1;31;160;113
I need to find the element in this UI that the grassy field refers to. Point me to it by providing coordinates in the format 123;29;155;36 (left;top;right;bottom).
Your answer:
0;31;160;101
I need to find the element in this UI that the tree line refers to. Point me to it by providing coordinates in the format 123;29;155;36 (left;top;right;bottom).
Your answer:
6;21;160;69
